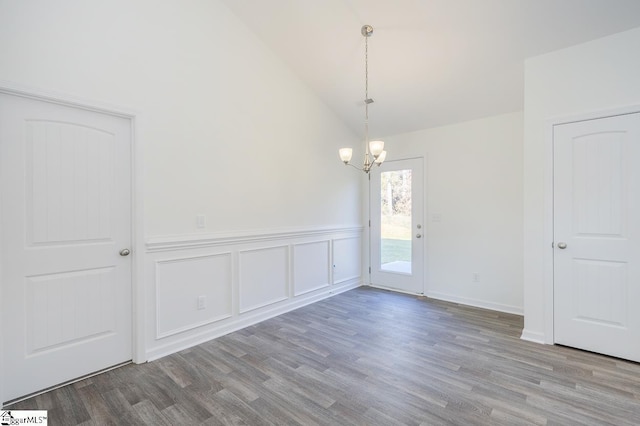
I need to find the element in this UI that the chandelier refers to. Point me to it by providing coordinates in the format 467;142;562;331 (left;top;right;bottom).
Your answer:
339;24;386;173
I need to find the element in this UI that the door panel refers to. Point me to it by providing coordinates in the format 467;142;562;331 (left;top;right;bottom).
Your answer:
1;93;132;402
553;112;640;362
27;121;114;244
26;267;118;354
370;158;424;294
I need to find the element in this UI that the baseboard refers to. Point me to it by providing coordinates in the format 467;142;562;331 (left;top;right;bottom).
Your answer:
520;329;547;344
426;291;524;315
367;283;423;297
146;280;361;361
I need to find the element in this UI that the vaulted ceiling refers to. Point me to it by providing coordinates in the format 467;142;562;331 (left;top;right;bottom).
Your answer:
221;0;640;137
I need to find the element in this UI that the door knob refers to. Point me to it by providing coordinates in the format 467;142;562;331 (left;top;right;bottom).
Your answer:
416;234;422;238
119;248;131;256
557;242;567;249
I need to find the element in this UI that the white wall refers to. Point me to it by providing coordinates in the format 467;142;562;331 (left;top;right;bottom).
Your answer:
0;0;363;368
0;0;361;236
379;112;523;313
523;27;640;342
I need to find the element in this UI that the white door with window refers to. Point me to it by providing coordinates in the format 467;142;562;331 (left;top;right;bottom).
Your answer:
553;112;640;362
1;92;133;402
370;158;424;294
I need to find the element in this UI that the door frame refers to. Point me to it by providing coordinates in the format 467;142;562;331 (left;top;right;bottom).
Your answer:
543;105;640;345
368;156;426;295
0;81;146;405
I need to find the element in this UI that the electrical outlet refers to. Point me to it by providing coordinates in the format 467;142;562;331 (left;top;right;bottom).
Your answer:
197;295;206;310
472;273;480;283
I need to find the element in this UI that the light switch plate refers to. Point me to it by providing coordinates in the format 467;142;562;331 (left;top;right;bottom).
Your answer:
197;295;206;310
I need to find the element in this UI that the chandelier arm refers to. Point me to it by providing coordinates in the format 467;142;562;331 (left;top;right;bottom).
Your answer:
347;163;365;172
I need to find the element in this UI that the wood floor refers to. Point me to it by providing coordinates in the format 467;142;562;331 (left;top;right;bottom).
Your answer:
8;287;640;425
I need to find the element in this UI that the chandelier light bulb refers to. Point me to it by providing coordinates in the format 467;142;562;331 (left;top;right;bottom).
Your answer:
369;140;385;157
339;147;353;164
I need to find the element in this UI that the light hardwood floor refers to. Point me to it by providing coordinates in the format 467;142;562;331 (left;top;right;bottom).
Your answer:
8;287;640;425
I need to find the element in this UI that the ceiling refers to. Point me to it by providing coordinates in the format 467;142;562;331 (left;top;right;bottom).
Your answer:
221;0;640;138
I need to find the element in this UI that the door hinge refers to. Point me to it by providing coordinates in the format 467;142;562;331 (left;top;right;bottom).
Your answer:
368;266;371;274
369;220;371;227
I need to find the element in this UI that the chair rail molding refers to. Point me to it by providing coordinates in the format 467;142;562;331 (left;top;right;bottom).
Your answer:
146;225;363;252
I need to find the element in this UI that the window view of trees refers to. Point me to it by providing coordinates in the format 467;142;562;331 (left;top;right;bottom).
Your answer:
380;169;412;267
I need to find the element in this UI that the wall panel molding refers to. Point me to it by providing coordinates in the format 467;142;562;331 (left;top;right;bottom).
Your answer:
238;245;289;314
332;236;362;284
293;240;330;297
145;226;363;361
155;253;232;339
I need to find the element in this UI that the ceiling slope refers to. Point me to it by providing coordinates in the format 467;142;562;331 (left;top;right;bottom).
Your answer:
221;0;640;136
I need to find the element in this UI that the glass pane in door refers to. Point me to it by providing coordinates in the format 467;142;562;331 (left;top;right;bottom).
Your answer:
380;169;412;274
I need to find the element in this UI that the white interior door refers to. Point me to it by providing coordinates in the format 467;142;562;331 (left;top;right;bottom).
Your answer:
1;93;133;402
553;112;640;362
370;158;424;294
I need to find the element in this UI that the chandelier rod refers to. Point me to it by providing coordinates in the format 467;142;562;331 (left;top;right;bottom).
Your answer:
338;24;386;173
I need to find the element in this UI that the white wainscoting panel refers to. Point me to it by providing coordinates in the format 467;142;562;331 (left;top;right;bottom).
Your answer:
293;240;330;296
156;253;232;338
145;226;362;360
239;245;289;313
333;237;362;284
